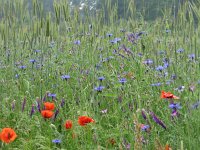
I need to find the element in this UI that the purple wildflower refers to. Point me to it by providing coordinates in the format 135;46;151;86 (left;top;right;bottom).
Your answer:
189;84;195;92
127;33;140;44
53;109;59;121
126;143;131;150
141;109;147;120
171;109;179;118
60;98;65;107
30;105;35;117
36;99;41;112
150;112;166;129
42;92;48;102
11;100;16;111
22;97;26;112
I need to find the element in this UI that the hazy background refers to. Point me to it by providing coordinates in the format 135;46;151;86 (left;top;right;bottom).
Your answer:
27;0;185;20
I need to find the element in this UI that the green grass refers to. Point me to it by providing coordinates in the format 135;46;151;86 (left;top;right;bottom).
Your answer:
0;0;200;149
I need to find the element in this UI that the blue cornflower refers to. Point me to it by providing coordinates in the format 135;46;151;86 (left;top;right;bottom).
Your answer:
163;72;168;77
102;56;114;62
191;101;200;109
143;59;153;65
95;64;102;70
61;75;70;80
34;49;41;53
119;78;127;84
188;54;195;60
110;38;121;44
19;65;27;69
110;39;117;44
15;74;20;78
166;29;171;33
169;103;182;109
74;40;81;45
115;37;121;42
155;66;164;71
166;80;172;85
106;33;113;37
151;82;162;86
52;139;61;144
120;29;126;32
138;53;143;57
29;59;36;63
163;58;169;68
158;50;166;55
176;48;184;53
163;62;169;68
48;93;56;98
136;31;145;37
171;74;177;80
94;86;105;92
98;76;105;81
175;85;185;92
49;41;55;48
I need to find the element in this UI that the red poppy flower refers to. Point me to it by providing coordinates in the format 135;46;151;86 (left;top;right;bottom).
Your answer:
0;128;17;143
41;110;54;118
78;116;95;126
65;120;73;129
165;144;172;150
161;91;179;99
44;102;55;110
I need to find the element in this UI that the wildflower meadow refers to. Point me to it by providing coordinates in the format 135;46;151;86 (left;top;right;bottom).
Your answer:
0;0;200;149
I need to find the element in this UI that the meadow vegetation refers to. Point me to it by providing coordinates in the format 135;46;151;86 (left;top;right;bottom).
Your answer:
0;0;200;149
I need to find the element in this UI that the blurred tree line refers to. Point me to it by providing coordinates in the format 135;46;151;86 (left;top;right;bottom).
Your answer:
27;0;196;20
39;0;184;20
